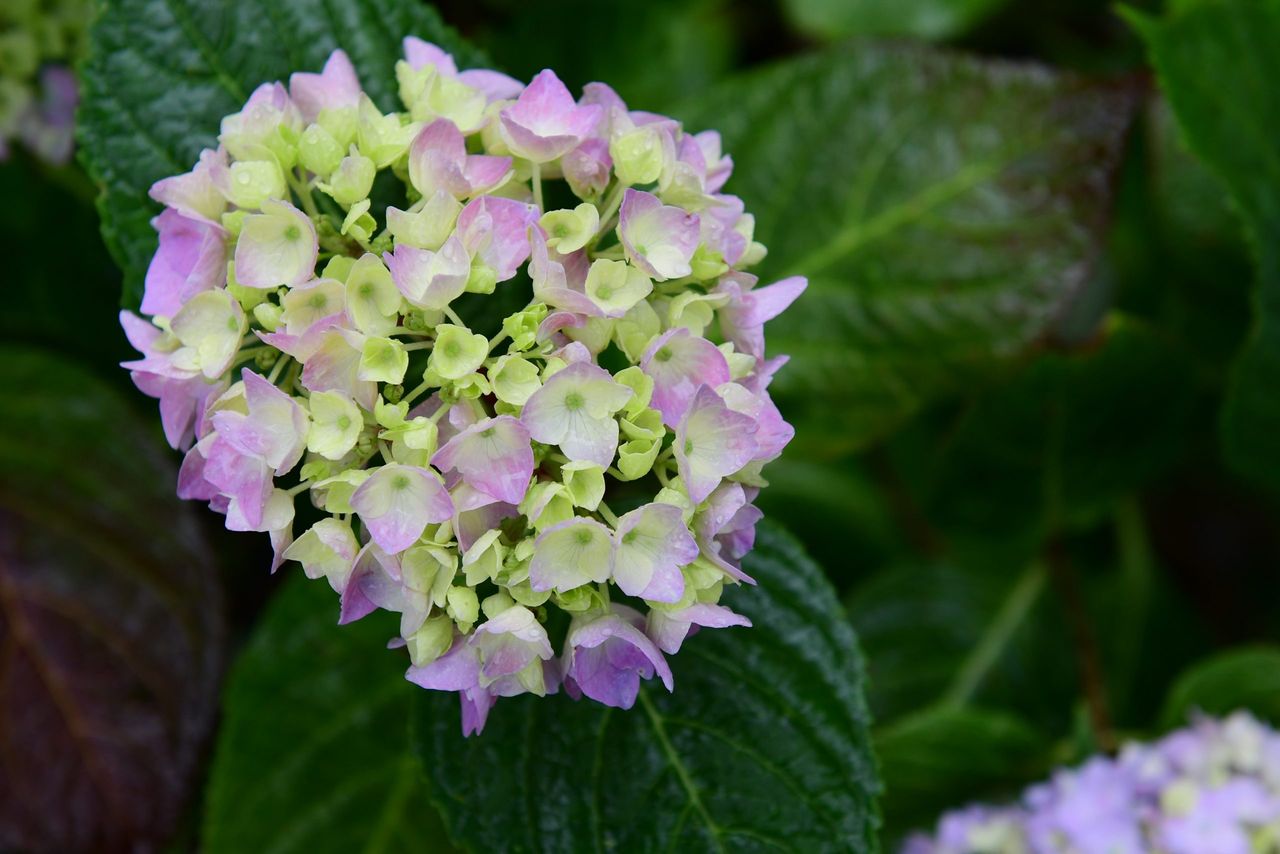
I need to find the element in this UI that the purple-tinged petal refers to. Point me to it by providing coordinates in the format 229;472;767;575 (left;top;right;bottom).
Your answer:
563;605;673;708
289;49;361;123
457;196;539;282
402;37;460;76
432;416;534;505
472;605;553;681
717;274;807;357
300;327;377;410
148;147;227;224
641;327;731;427
618;189;700;281
408;118;512;199
142;209;228;317
646;602;751;655
384;235;470;310
611;503;698;603
350;464;455;554
457;69;524;101
499;69;603;163
716;382;794;464
562;138;612;198
675;385;758;504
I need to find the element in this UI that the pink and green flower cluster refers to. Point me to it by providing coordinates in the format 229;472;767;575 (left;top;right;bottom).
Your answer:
121;42;804;734
906;712;1280;854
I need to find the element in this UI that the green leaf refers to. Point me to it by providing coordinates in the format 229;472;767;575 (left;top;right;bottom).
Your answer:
1128;0;1280;491
77;0;486;309
673;43;1137;453
203;576;455;853
874;706;1047;844
0;348;224;850
414;521;881;853
1160;646;1280;729
782;0;1011;41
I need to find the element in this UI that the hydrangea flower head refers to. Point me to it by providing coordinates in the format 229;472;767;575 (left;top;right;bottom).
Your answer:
905;712;1280;854
122;42;805;735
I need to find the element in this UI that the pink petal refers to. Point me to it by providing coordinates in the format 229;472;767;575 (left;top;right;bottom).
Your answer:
431;415;534;505
618;189;700;281
351;464;455;555
288;49;361;123
457;196;539;281
641;328;731;427
142;209;227;317
675;385;758;504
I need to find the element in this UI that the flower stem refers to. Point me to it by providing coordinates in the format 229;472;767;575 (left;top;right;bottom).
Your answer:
531;162;544;213
267;354;292;384
289;169;320;219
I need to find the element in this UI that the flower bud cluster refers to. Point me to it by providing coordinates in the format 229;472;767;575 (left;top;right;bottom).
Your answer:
906;712;1280;854
121;41;805;734
0;0;88;163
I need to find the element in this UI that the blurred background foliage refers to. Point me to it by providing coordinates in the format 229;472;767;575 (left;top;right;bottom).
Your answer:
4;0;1279;849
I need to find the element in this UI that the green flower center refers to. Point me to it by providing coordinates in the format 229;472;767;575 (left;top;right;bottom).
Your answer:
574;529;593;546
565;391;585;411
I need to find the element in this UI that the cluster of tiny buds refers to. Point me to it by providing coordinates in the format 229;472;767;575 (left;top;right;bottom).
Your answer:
906;712;1280;854
121;39;805;734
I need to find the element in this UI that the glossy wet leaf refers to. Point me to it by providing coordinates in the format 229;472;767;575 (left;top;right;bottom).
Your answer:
414;522;881;853
674;43;1137;452
77;0;486;309
202;576;454;853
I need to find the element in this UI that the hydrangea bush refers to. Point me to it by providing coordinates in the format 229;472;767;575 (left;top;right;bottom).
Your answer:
120;40;804;734
0;0;87;163
906;712;1280;854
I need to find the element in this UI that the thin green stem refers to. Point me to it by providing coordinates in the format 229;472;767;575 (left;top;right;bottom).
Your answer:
267;354;292;384
286;480;314;497
597;501;620;526
288;169;320;219
531;162;544;213
938;561;1047;708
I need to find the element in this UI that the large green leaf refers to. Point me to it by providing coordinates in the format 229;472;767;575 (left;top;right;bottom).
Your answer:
414;522;881;853
1128;0;1280;491
77;0;486;309
782;0;1011;41
673;43;1137;453
0;349;224;850
202;576;454;853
